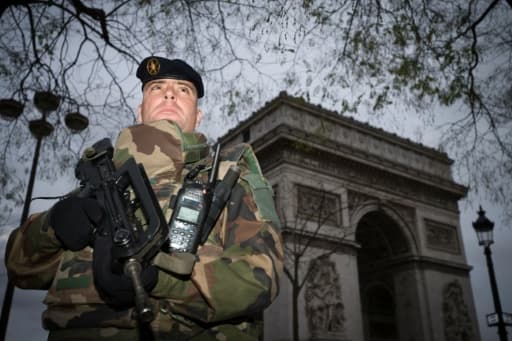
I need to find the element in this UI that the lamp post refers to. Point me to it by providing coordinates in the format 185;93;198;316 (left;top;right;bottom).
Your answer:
473;206;510;341
0;92;89;340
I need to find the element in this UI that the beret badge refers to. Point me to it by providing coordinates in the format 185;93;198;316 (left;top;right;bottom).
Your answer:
146;57;160;76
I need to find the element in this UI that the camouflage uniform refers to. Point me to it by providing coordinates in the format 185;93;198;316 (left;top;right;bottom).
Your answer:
5;120;283;340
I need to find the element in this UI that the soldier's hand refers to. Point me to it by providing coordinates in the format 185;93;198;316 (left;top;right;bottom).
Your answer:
49;197;102;251
93;236;158;307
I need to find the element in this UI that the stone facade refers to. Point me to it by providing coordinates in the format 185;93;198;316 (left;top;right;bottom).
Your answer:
218;92;480;341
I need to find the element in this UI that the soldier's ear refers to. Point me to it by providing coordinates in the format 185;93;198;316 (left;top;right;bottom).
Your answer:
195;109;202;128
136;105;142;123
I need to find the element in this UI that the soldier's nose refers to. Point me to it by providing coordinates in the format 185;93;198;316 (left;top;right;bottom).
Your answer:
164;87;176;100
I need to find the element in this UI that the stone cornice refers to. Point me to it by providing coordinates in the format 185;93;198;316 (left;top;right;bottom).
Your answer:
256;128;467;204
218;91;453;164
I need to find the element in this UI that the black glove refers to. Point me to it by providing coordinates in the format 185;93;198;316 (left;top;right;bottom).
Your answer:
93;235;158;307
49;197;103;251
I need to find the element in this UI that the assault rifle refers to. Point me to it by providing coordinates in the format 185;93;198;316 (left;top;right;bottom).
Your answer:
75;138;167;323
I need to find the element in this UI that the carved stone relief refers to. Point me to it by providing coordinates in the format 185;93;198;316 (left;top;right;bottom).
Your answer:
297;185;341;226
425;219;461;254
443;280;474;341
305;255;347;340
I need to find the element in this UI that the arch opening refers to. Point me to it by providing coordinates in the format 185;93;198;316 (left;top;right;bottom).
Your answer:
356;210;411;341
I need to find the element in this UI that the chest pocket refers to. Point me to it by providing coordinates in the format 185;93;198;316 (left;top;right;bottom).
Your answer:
222;143;281;229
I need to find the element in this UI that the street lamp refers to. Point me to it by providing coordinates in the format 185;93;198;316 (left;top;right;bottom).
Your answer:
473;206;511;341
0;92;89;340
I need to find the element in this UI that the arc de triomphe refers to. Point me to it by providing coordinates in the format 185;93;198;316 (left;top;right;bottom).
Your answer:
218;92;479;341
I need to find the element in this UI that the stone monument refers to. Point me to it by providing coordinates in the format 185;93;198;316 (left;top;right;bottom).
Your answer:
218;92;480;341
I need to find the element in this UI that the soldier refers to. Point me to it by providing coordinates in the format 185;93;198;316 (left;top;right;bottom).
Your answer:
5;56;283;340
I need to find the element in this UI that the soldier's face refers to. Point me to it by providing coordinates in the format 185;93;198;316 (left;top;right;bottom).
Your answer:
137;78;202;132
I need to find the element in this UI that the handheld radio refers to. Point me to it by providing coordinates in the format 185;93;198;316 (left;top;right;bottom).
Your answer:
167;145;220;253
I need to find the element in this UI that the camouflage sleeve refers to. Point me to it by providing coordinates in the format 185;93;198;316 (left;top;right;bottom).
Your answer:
151;146;283;323
5;212;63;289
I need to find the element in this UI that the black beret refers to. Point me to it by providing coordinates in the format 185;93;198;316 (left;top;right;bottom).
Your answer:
136;56;204;98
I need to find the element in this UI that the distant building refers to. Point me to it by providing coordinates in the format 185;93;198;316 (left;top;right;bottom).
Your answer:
218;92;479;341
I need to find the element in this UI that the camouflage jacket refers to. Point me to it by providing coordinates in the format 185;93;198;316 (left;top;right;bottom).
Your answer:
5;120;283;340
